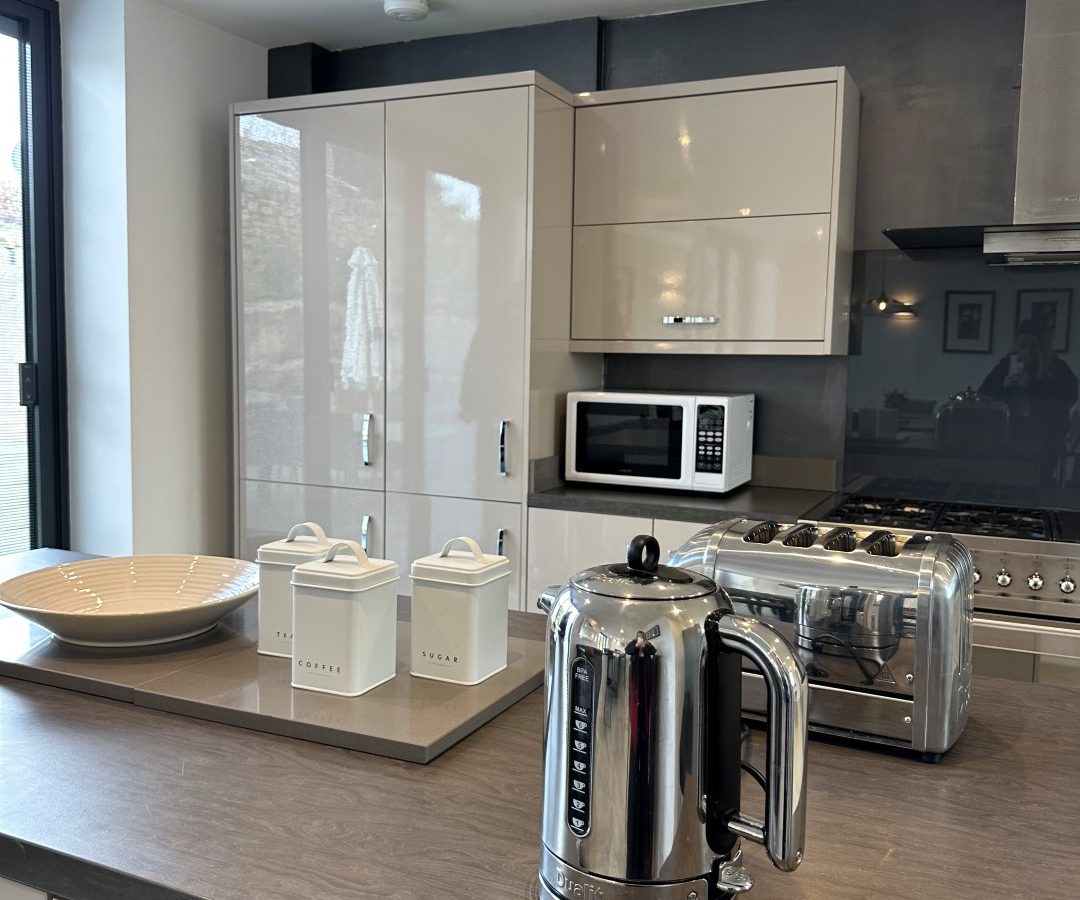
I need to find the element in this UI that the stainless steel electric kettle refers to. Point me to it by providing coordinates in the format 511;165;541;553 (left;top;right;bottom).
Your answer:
537;535;808;899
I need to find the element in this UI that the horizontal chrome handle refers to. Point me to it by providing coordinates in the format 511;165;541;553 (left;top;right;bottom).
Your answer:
662;315;718;325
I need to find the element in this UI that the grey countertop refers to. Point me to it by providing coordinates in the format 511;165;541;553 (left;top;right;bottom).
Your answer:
527;483;834;524
2;673;1079;899
0;550;544;764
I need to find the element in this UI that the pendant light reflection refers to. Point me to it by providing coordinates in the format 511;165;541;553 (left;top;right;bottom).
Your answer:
866;251;918;318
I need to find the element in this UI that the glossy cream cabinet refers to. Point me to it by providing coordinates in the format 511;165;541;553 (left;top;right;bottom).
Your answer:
233;73;600;610
240;480;385;559
386;491;523;609
385;89;528;503
574;81;837;225
236;103;386;492
572;214;832;342
524;509;723;609
570;68;860;355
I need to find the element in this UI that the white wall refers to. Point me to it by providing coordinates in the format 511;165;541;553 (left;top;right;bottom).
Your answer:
124;0;265;554
61;0;134;556
62;0;266;555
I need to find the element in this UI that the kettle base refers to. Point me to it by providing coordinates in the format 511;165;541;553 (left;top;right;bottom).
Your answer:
538;846;753;899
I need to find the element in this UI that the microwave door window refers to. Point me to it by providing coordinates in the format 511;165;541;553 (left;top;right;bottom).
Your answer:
576;402;683;479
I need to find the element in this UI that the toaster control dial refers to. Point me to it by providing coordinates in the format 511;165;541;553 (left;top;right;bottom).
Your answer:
1061;575;1077;595
1027;572;1044;592
995;568;1012;588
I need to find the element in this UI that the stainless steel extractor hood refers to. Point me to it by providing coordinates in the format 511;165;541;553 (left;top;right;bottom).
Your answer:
887;0;1080;265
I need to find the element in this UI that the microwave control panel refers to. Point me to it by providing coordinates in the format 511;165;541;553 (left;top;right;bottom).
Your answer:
696;404;726;474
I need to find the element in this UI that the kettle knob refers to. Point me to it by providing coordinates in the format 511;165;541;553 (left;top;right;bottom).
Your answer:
627;534;661;572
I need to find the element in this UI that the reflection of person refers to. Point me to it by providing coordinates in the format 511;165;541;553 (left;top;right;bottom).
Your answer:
980;319;1078;482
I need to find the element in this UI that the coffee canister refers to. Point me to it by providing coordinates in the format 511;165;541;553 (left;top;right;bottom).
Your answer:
290;540;399;697
410;536;511;686
256;521;342;657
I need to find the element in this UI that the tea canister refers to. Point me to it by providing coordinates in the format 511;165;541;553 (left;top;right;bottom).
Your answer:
256;521;340;657
410;536;511;686
290;540;399;697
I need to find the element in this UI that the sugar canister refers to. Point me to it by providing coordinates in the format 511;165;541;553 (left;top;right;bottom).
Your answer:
256;521;340;657
410;536;510;685
290;540;399;697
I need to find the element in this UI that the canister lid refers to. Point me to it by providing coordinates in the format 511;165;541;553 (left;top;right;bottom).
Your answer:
571;534;716;601
410;536;511;587
257;522;338;565
291;540;399;592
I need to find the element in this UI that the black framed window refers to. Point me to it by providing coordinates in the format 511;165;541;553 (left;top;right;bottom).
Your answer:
0;0;64;553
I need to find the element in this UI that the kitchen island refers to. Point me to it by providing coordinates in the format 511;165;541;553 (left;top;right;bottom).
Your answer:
0;670;1077;899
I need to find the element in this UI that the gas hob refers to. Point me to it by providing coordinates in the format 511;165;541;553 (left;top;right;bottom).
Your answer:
821;495;1057;541
803;493;1080;623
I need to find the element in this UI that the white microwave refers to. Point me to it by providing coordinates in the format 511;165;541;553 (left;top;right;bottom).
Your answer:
565;391;754;493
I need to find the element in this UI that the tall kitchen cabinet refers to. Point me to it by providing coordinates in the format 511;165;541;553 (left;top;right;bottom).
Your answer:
232;74;598;610
234;102;388;559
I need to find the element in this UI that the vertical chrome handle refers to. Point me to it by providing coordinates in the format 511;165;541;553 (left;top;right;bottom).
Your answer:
360;515;372;553
498;419;509;476
496;527;506;557
361;413;372;467
710;611;808;872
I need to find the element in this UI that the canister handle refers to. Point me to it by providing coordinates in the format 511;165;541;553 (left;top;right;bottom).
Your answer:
322;540;371;567
286;521;329;546
438;536;485;562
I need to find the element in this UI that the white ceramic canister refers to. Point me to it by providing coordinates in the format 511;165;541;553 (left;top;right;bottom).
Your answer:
290;540;399;697
410;536;511;686
256;522;342;657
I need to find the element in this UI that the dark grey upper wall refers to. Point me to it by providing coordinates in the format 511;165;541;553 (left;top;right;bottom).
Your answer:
330;18;600;94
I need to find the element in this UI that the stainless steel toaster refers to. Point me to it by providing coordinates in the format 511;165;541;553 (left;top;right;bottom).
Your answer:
670;519;975;760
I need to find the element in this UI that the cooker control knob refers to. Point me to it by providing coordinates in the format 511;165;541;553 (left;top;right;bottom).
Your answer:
972;568;981;585
1027;572;1044;591
1060;575;1076;595
995;568;1012;588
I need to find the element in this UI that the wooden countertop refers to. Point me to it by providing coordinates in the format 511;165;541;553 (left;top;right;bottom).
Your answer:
1;671;1078;899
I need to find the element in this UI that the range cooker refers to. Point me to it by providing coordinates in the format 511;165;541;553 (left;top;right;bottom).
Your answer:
804;478;1080;684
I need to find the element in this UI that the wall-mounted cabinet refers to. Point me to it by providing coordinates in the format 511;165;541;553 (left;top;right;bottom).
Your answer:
570;68;860;356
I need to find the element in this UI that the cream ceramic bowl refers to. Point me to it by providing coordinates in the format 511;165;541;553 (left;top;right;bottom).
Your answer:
0;555;259;647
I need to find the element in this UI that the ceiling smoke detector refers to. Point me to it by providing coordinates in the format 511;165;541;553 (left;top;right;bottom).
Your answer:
384;0;429;21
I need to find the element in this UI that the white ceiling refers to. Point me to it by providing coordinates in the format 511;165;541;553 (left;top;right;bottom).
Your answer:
156;0;761;52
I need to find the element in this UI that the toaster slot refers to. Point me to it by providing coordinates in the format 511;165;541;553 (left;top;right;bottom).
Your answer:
743;521;780;544
781;523;818;548
861;530;900;557
820;527;857;552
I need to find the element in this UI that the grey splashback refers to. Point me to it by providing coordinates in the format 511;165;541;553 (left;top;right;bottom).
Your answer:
603;355;849;464
846;249;1080;509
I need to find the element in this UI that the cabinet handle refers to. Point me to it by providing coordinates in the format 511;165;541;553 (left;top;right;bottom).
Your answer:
361;413;373;466
498;420;509;476
496;527;506;557
361;515;372;553
662;315;718;325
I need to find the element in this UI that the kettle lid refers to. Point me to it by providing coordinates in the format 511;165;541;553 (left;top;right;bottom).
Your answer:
570;534;717;601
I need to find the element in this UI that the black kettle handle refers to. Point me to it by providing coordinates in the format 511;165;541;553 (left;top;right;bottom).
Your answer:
627;535;661;572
